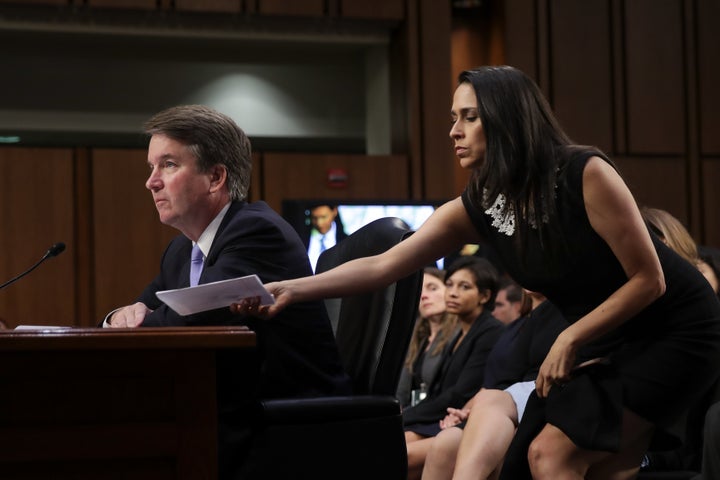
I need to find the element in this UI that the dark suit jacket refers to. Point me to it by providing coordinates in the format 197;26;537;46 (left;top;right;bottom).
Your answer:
137;200;351;400
402;309;504;426
483;300;568;390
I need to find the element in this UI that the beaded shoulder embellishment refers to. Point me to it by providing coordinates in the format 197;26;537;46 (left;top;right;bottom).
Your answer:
484;191;516;236
482;188;550;237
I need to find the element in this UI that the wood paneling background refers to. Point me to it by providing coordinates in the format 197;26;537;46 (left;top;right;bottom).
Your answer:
502;0;719;245
91;149;178;323
451;2;505;195
0;148;76;327
261;153;410;213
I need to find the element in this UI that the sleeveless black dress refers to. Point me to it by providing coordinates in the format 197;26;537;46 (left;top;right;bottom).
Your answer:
461;149;720;455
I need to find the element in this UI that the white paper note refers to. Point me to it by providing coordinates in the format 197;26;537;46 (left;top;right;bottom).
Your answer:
155;274;274;316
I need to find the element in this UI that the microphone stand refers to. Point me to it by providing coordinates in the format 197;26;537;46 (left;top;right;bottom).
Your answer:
0;242;66;290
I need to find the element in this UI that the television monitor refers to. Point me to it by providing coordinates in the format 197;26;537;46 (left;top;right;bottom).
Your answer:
281;199;444;271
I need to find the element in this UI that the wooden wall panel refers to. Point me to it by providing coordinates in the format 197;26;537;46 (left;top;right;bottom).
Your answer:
451;3;504;198
395;0;420;197
624;0;685;154
86;0;158;9
610;0;627;154
0;0;68;4
261;154;409;213
702;158;720;247
340;0;403;20
248;152;262;203
550;0;613;152
503;0;537;78
419;0;453;201
698;0;720;155
0;148;75;328
73;148;94;327
615;156;688;220
91;149;177;322
174;0;240;13
258;0;324;16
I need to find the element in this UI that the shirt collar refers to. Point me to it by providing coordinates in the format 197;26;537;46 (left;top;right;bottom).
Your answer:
193;202;231;258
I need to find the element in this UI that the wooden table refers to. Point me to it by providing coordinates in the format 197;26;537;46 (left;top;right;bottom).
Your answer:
0;326;256;480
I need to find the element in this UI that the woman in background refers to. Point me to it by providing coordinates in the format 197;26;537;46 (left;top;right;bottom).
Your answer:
638;207;720;474
641;206;717;291
403;257;504;480
397;267;459;408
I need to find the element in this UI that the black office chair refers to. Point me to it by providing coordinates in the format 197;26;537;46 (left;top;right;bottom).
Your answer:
242;217;423;480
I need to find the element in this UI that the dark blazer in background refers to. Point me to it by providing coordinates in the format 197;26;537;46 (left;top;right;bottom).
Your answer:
402;309;504;426
396;331;456;408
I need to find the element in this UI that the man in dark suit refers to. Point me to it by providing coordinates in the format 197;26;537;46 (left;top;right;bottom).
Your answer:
106;104;351;477
302;203;348;272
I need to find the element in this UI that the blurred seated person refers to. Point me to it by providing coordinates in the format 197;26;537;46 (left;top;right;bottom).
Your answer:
492;278;524;325
698;245;720;295
303;203;347;272
397;267;459;408
639;206;720;474
404;257;505;480
642;206;717;291
421;292;568;480
102;105;351;479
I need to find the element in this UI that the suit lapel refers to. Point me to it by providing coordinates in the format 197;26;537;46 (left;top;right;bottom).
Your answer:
177;240;193;288
205;200;245;268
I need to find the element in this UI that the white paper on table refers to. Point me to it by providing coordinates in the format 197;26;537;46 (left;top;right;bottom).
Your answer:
14;325;73;331
155;274;275;316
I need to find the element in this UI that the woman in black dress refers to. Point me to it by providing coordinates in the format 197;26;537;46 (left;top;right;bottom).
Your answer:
234;66;720;479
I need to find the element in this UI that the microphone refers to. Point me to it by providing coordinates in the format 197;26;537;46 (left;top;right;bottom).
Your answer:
0;242;66;290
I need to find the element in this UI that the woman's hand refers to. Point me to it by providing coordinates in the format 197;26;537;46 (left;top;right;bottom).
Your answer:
230;281;291;318
439;407;470;429
535;331;577;398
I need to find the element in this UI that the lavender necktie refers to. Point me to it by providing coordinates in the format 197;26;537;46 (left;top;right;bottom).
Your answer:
190;244;204;287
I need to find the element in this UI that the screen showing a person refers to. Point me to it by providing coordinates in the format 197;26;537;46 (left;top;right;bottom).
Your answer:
282;200;441;272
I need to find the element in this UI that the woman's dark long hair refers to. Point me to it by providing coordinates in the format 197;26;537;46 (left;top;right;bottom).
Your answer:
459;66;574;251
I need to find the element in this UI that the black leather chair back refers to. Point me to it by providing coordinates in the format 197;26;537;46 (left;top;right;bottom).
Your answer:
316;217;422;396
246;217;420;480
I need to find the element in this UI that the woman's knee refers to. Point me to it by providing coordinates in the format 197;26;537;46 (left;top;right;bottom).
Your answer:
432;427;463;459
528;426;580;477
527;434;554;474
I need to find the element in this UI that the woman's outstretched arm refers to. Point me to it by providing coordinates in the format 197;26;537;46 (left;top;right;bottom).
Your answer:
234;198;482;318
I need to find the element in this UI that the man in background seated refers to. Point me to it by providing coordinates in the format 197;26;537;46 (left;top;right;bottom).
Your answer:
492;278;524;325
304;203;347;272
104;104;351;478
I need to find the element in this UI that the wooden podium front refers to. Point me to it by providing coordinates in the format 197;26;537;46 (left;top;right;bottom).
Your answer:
0;326;256;479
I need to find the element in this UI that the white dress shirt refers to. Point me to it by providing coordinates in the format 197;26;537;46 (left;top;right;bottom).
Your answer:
307;222;338;273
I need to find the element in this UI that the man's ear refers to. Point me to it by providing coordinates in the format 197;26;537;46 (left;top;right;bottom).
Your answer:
209;164;227;192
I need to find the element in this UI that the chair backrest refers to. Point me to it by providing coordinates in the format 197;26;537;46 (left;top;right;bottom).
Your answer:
316;217;423;396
